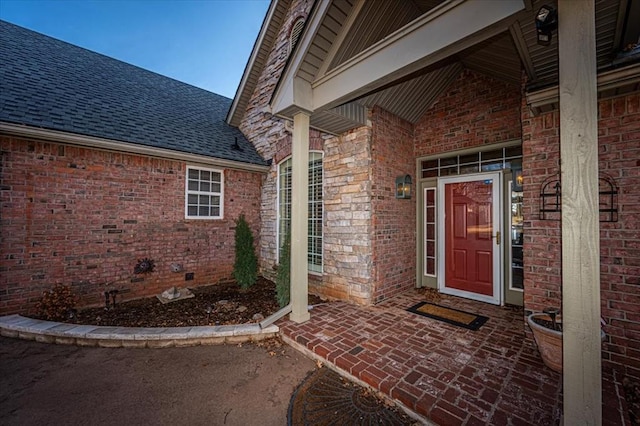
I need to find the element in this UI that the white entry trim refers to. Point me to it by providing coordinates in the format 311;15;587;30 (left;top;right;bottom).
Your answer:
437;172;503;305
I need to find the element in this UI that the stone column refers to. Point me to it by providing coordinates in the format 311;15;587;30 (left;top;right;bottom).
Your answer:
290;111;310;323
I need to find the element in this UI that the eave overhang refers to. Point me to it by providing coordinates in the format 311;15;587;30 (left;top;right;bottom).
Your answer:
0;122;270;173
526;63;640;115
270;0;526;119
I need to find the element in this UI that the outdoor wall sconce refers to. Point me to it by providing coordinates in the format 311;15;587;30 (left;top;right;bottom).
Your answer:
395;175;412;199
535;5;557;46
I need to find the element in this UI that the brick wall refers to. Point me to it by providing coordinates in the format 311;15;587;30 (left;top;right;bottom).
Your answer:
370;107;416;302
523;92;640;378
414;69;522;157
521;108;562;314
0;136;262;315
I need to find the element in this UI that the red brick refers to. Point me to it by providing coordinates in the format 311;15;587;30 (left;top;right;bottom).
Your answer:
1;136;262;315
430;406;465;426
390;385;418;411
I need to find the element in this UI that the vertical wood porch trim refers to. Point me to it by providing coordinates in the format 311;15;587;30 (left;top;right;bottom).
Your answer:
289;111;311;323
558;0;602;424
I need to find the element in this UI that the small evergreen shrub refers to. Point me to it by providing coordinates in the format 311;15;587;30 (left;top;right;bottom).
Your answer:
233;214;258;290
276;230;291;307
36;284;78;321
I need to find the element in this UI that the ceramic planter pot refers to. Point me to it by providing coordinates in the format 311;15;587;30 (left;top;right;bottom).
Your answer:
527;313;606;373
527;313;564;372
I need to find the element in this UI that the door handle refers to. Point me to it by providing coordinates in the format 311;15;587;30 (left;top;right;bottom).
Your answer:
494;231;501;245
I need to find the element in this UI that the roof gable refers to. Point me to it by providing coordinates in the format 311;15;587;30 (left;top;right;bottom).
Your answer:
0;20;267;167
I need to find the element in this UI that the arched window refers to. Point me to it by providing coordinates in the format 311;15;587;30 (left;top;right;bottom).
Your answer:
277;152;323;273
289;18;305;55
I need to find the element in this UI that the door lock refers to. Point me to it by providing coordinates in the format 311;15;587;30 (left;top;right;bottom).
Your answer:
494;231;501;245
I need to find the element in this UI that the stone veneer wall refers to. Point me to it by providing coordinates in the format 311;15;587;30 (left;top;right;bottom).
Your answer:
0;136;263;315
522;91;640;379
370;107;416;302
321;126;375;303
238;0;318;279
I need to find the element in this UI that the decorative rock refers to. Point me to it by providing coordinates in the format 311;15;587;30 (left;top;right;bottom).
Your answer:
252;313;264;321
162;287;180;300
237;306;248;313
156;287;195;304
217;300;229;305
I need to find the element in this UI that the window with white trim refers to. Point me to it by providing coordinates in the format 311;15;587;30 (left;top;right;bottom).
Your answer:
185;166;223;219
278;152;323;273
424;187;436;277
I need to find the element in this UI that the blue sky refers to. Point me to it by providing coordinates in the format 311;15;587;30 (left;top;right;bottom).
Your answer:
0;0;270;98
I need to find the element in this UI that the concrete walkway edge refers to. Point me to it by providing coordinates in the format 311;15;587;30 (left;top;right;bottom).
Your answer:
0;314;279;348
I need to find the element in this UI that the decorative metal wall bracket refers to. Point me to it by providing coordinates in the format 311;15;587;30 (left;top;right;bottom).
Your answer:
539;173;618;222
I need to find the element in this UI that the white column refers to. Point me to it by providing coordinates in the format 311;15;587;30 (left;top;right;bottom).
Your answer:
558;1;601;424
289;111;310;323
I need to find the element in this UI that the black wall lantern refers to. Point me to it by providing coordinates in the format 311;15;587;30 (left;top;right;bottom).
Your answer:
395;174;412;199
535;5;558;46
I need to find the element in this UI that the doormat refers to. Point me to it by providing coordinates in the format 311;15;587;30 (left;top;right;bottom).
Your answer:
407;302;489;331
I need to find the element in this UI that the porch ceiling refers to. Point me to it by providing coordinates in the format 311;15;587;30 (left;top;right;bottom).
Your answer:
277;0;637;134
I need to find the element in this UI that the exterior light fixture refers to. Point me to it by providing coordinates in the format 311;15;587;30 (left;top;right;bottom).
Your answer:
395;174;412;199
535;5;557;46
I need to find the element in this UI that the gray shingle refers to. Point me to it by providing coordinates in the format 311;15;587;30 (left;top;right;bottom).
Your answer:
0;21;266;166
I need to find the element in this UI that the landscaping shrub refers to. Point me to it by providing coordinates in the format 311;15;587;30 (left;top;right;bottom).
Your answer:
233;214;258;290
36;283;78;321
276;230;291;307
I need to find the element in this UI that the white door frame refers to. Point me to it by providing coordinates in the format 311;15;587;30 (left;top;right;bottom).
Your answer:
437;172;503;305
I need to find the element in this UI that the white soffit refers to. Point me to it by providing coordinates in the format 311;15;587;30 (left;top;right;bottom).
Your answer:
309;0;525;112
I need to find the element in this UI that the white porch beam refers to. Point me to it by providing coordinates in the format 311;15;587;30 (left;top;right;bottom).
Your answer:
558;0;602;424
270;0;333;116
289;111;311;324
310;0;525;112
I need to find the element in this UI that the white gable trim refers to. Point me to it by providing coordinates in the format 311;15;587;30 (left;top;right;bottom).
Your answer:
271;0;525;116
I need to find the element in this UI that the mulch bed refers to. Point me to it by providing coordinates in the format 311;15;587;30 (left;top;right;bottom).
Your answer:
47;277;322;328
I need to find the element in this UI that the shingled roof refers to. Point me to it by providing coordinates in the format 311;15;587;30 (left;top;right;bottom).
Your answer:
0;20;267;166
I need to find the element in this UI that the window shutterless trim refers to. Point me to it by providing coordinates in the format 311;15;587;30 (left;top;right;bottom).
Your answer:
185;165;224;220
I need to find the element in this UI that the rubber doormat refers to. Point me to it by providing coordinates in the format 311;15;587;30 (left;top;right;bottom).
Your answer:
407;302;489;331
288;367;414;425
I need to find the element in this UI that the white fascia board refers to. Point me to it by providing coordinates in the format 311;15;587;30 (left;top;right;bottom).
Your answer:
311;0;525;111
270;0;333;116
526;63;640;113
0;122;270;173
227;0;282;125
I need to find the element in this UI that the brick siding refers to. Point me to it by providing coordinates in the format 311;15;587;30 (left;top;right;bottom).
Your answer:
523;92;640;378
370;107;416;302
414;69;522;157
0;136;262;315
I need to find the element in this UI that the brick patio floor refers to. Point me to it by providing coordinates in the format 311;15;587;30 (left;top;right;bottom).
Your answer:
279;288;630;425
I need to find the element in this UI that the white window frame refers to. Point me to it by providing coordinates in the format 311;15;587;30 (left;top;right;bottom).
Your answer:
277;151;323;274
423;187;437;277
185;166;224;220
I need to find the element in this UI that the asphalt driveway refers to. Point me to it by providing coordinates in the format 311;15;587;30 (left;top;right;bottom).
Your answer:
0;337;315;426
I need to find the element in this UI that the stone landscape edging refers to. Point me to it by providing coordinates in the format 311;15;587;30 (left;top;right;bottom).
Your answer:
0;314;279;348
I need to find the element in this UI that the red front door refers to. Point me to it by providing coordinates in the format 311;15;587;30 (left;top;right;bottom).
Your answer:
444;179;494;296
